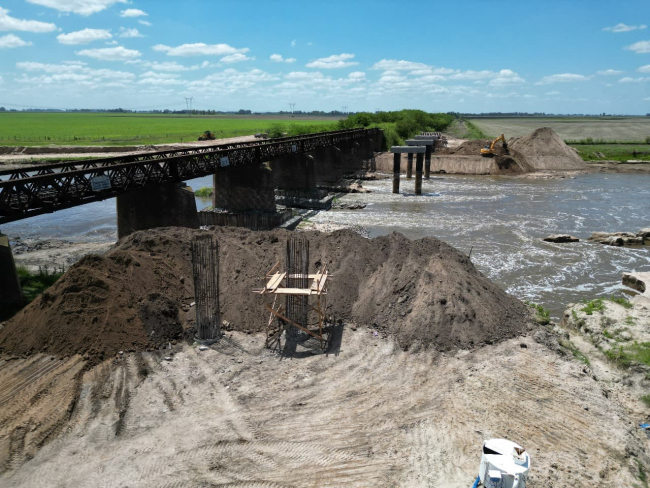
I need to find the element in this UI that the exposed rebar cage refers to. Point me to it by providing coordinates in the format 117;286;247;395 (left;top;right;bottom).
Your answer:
191;234;220;343
253;238;329;352
285;237;309;341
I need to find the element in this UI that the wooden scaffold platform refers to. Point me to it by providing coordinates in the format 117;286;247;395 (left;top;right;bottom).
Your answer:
253;260;329;349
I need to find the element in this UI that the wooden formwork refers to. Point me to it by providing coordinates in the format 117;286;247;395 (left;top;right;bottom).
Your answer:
253;261;329;349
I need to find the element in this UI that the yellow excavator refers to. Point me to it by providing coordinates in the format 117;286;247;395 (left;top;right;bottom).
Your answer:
480;134;508;157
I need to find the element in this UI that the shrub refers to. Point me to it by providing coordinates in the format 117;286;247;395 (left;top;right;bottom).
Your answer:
581;298;605;315
194;187;213;198
610;296;633;309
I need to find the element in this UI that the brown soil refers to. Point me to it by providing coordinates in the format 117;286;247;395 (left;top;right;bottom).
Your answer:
0;227;531;365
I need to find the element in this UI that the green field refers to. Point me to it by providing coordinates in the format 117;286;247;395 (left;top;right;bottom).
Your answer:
571;144;650;161
468;117;650;142
0;113;339;146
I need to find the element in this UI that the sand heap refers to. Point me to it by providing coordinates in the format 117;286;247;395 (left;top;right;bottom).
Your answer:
442;127;587;173
508;127;587;171
0;227;531;362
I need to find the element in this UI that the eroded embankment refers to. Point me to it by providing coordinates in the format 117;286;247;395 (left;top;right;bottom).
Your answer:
0;227;532;364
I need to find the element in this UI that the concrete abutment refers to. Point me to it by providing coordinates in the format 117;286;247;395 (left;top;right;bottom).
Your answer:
0;232;23;318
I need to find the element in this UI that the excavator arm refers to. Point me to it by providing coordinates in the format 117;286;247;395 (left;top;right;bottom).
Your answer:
481;134;508;156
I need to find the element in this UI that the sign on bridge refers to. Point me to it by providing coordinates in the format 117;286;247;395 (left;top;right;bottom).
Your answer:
90;175;111;192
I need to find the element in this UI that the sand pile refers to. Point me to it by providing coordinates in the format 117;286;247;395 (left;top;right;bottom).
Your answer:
439;127;586;173
0;227;531;362
508;127;587;171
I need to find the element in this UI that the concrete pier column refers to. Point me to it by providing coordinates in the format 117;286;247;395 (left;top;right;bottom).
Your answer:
213;163;276;212
407;138;434;180
425;145;432;179
313;145;343;184
407;153;414;179
270;153;317;195
117;181;199;239
0;232;23;318
415;152;424;195
392;153;400;194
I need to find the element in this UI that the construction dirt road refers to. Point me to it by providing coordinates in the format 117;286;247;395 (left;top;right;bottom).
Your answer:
1;329;647;487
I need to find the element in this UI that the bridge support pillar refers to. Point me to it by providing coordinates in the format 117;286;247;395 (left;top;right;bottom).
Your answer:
270;153;318;196
392;153;400;194
116;182;199;239
415;152;424;195
407;153;413;179
0;232;23;318
425;145;432;179
213;163;276;212
313;145;344;184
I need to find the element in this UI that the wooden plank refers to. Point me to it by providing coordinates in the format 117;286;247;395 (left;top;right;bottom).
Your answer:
272;287;312;295
265;272;285;292
309;272;324;290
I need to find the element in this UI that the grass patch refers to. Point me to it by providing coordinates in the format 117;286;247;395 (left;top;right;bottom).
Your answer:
603;345;633;368
581;298;605;315
194;187;213;198
609;296;634;309
559;339;590;366
569;143;650;162
0;113;339;146
524;301;550;324
16;265;64;304
637;459;649;488
445;119;488;140
626;315;636;326
642;395;650;408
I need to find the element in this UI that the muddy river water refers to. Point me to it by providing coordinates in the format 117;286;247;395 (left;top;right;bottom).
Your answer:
2;173;649;318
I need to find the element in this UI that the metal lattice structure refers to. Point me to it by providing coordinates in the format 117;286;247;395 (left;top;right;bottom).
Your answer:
191;234;220;343
253;238;329;350
0;128;380;224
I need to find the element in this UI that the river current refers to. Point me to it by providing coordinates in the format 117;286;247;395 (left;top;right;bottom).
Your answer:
2;173;649;318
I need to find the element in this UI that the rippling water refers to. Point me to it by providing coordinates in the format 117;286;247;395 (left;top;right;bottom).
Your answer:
312;173;650;317
2;173;649;317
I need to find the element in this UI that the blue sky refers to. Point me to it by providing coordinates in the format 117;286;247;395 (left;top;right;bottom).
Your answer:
0;0;648;113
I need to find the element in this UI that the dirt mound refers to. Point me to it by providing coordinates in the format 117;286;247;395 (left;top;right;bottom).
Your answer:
0;227;532;362
509;127;587;171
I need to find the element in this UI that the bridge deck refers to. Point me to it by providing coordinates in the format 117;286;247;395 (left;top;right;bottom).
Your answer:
0;128;379;224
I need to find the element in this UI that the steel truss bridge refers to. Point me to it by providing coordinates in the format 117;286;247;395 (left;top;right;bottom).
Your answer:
0;128;379;224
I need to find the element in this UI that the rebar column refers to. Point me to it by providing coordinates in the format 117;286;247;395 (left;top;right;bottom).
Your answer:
191;234;221;343
415;152;424;195
392;153;400;194
285;237;309;342
407;153;413;179
425;145;432;179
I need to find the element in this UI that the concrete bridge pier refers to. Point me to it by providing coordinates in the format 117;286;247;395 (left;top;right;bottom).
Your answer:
270;153;318;197
392;153;400;194
407;153;414;179
116;181;199;239
407;138;435;180
0;232;23;318
425;145;432;179
213;163;276;212
313;145;343;184
415;152;424;195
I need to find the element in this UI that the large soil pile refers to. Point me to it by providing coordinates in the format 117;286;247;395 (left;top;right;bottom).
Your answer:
0;227;531;362
439;127;587;172
508;127;587;171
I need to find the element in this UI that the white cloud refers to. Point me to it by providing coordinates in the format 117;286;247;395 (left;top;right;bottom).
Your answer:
638;65;650;73
120;8;147;17
625;40;650;54
348;71;366;80
0;34;32;48
76;45;141;61
545;90;561;95
138;20;151;26
619;76;647;83
138;71;183;85
0;7;57;32
603;23;647;33
27;0;127;16
645;97;650;101
57;28;112;45
153;42;249;57
536;73;590;84
306;53;358;69
118;27;142;38
291;39;296;47
15;61;135;89
270;54;296;63
141;61;197;72
220;53;252;63
371;59;429;71
597;69;623;75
